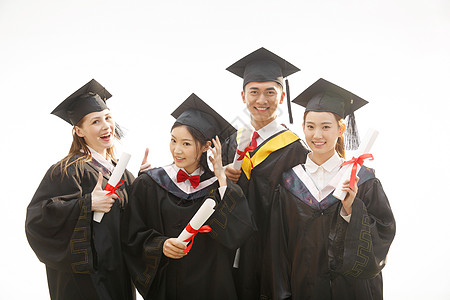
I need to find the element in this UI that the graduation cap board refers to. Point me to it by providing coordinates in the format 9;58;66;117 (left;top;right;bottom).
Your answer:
171;93;236;141
226;47;301;123
292;78;369;149
292;78;368;118
51;79;112;125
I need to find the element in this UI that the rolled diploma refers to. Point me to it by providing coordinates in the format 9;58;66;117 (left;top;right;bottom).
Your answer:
232;127;253;170
177;198;216;246
332;128;378;200
93;152;132;223
230;128;253;268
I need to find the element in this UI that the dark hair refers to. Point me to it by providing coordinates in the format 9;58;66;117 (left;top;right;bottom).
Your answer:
303;111;346;159
171;122;213;175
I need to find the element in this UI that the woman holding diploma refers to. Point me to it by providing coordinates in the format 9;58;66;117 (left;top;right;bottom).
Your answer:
260;78;396;300
122;93;255;300
25;79;135;300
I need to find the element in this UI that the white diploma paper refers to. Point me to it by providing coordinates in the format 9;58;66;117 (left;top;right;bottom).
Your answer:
232;127;253;170
93;152;132;223
177;198;216;246
332;128;378;200
230;128;252;268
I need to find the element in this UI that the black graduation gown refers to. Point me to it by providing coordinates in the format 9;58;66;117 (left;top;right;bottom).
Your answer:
25;157;135;300
222;129;309;300
260;166;396;300
122;166;256;300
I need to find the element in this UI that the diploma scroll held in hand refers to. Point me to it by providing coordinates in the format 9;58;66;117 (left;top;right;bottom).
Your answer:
231;127;253;267
232;127;254;170
93;152;132;223
177;198;216;253
333;129;378;201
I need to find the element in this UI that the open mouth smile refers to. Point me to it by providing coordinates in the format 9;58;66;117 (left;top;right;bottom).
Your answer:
100;133;112;140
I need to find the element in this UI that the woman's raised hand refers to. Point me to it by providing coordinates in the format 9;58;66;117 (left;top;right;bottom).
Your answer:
208;136;227;186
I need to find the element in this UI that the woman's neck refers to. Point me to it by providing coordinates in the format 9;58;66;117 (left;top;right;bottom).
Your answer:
308;151;334;166
184;164;201;175
87;145;108;160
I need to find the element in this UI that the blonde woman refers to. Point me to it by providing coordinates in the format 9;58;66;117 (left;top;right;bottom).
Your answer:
25;79;134;300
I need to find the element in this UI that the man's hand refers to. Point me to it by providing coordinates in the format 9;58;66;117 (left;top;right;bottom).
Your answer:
224;164;241;183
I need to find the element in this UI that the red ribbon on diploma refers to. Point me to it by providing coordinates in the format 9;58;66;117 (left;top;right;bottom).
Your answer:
183;222;212;253
236;146;255;169
236;146;255;160
340;154;374;190
104;179;125;199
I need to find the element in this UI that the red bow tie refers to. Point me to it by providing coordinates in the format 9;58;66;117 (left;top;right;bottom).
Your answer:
176;169;201;188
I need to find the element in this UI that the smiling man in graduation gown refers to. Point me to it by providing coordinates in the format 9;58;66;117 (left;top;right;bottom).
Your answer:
222;48;309;300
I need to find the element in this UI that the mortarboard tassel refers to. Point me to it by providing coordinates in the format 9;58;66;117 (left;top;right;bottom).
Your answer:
285;79;294;124
114;123;127;139
344;111;360;150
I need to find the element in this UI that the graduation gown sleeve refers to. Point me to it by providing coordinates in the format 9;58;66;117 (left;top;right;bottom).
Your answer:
25;162;96;274
329;177;396;279
207;178;256;250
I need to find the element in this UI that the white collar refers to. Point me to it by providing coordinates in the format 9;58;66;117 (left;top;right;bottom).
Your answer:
305;152;343;174
293;152;346;202
253;118;285;141
162;164;217;194
86;146;114;173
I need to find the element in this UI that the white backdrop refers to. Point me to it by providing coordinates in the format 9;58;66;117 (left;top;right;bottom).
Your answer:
1;0;449;299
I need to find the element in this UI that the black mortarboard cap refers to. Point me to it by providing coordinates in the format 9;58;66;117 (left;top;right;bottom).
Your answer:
51;79;111;125
171;93;236;141
226;47;300;87
292;78;369;149
292;78;368;118
226;47;301;124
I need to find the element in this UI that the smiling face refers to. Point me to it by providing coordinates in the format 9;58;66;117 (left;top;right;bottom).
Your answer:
170;125;209;174
241;81;285;130
74;109;115;158
302;111;345;165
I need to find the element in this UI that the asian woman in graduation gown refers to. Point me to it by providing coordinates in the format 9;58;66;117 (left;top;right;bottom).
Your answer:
25;79;135;300
122;93;256;300
260;79;396;300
